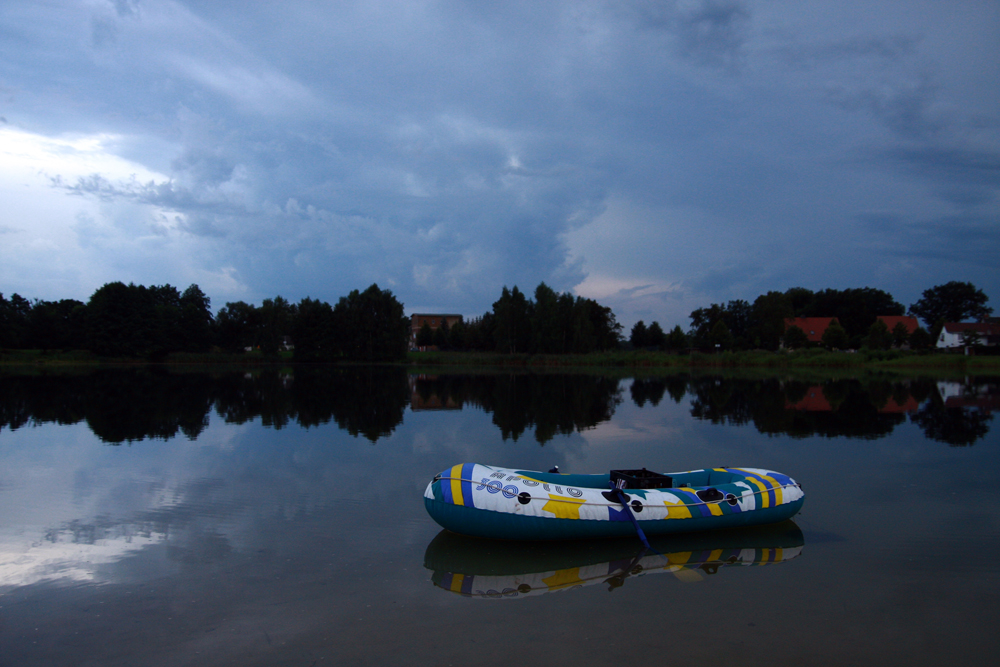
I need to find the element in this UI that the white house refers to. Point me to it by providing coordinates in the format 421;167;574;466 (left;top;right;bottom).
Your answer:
937;322;1000;349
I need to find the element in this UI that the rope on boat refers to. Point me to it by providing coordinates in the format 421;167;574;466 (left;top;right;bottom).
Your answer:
436;476;802;507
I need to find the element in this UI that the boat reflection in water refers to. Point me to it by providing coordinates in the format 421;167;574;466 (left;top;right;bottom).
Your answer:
424;520;804;599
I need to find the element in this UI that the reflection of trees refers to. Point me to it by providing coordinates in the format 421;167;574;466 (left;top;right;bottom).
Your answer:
684;376;958;440
630;378;669;407
0;367;411;444
911;395;994;447
411;374;623;444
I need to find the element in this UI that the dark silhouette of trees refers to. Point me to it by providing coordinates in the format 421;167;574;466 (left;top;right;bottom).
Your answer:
821;320;849;350
863;319;892;350
292;297;336;362
783;325;808;349
331;284;409;362
909;281;992;328
630;321;648;349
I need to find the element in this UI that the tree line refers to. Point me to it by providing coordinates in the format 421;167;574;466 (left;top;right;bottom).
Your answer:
0;282;410;361
416;283;622;354
630;282;992;352
1;279;990;359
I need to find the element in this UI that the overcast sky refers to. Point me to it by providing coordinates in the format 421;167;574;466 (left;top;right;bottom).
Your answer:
1;0;997;328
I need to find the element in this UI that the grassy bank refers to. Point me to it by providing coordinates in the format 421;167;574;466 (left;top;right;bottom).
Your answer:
406;348;1000;374
4;347;998;375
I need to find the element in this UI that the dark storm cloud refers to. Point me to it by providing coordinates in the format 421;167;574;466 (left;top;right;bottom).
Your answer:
0;0;997;323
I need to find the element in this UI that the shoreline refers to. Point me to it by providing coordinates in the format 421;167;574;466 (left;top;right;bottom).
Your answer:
2;348;998;376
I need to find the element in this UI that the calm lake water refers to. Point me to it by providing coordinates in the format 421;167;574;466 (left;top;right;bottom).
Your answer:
1;367;998;666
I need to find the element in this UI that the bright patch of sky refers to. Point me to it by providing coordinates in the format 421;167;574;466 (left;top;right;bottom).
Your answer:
1;0;997;327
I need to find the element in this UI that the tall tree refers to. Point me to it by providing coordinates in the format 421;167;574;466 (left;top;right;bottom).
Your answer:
0;293;32;348
332;284;409;361
630;320;648;349
821;320;849;350
666;325;688;351
751;292;793;351
292;297;335;361
909;281;992;327
492;286;531;353
178;285;213;352
646;321;666;350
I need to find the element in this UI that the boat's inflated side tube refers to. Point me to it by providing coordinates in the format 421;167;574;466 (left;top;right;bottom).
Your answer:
424;463;804;540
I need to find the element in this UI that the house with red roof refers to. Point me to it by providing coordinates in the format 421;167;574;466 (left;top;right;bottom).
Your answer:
784;317;838;343
877;316;919;335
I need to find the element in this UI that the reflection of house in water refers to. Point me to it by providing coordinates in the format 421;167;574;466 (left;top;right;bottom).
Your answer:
410;313;463;350
409;375;463;411
937;381;1000;412
787;386;919;413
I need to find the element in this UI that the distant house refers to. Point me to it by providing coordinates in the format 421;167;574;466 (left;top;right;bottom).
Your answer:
877;315;919;336
410;313;463;349
784;317;838;344
937;322;1000;349
784;316;920;347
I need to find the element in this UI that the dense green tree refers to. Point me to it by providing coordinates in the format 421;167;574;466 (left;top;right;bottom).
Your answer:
689;303;726;348
492;286;531;353
0;293;32;348
86;282;154;357
28;299;85;350
331;284;409;361
448;319;469;351
908;326;933;350
909;281;992;328
292;297;335;361
630;320;648;349
722;300;753;348
783;325;808;349
416;321;434;347
666;325;688;351
577;298;621;351
257;296;295;355
751;292;793;351
178;285;213;352
891;321;911;348
709;320;735;350
215;301;258;352
821;320;849;350
786;287;815;316
433;319;450;349
647;321;666;350
530;282;564;353
863;319;892;350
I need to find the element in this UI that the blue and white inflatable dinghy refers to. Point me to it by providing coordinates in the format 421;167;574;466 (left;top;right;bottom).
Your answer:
424;463;804;540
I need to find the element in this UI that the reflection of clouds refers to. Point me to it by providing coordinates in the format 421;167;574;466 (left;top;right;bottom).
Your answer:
0;529;162;588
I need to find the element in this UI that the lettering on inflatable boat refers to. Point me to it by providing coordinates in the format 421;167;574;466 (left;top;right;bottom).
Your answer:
476;479;520;499
476;478;583;499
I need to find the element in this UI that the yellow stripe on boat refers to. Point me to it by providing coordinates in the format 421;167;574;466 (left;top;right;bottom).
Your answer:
759;473;784;505
707;502;724;516
449;573;465;592
739;473;770;508
449;464;465;506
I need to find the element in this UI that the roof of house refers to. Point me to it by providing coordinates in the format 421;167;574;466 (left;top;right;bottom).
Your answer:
942;322;1000;335
784;317;838;342
877;315;919;334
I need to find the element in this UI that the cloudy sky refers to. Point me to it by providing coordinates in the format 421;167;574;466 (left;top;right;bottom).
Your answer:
1;0;997;328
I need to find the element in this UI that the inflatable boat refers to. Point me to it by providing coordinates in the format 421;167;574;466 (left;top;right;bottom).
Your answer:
424;463;804;541
425;521;804;599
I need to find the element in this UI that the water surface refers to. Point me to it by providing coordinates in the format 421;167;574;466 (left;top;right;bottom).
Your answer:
1;368;997;665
